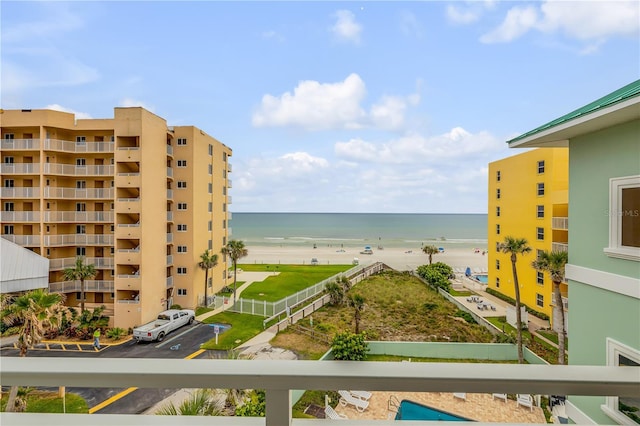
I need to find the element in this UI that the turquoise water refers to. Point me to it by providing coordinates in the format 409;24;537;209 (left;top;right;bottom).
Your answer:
474;274;489;284
230;213;487;249
395;399;473;421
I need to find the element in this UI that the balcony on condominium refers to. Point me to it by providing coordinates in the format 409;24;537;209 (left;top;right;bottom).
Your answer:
44;234;114;247
166;276;173;288
49;257;114;271
44;211;114;223
228;163;233;172
552;242;568;252
0;234;40;246
1;138;40;150
115;146;141;162
0;211;40;222
167;166;173;179
0;163;40;174
48;279;114;293
44;187;114;199
166;254;173;265
1;187;40;198
166;144;173;156
228;178;233;188
552;217;569;230
43;163;114;176
44;138;114;153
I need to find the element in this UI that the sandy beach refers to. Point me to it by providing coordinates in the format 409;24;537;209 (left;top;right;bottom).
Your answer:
241;245;488;273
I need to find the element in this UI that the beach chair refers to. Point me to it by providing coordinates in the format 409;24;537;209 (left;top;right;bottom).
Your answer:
517;394;534;411
338;390;369;412
349;390;372;401
325;404;347;420
492;393;507;402
453;392;467;401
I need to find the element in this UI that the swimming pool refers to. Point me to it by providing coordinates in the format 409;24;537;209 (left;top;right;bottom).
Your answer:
395;399;473;421
473;274;488;284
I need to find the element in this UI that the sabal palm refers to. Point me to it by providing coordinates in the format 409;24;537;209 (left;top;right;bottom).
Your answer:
1;289;65;411
221;240;248;303
198;249;218;306
532;250;568;364
62;256;96;313
348;293;365;334
422;245;439;265
499;236;531;364
156;389;223;416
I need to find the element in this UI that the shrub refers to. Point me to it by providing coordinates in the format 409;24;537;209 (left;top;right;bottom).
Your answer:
170;304;182;310
106;327;126;340
331;332;369;361
455;310;476;324
236;390;265;417
415;264;452;291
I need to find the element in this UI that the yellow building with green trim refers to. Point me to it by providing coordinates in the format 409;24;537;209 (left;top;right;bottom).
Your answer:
488;148;568;328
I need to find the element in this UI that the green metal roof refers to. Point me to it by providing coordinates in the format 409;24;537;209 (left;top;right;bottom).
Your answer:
508;79;640;145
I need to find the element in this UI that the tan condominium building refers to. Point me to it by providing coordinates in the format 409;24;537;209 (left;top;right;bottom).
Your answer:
0;107;233;329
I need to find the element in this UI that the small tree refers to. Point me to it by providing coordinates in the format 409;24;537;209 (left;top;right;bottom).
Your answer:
332;332;369;361
62;257;96;313
198;249;219;306
347;294;365;334
422;245;439;265
221;240;248;303
325;281;345;305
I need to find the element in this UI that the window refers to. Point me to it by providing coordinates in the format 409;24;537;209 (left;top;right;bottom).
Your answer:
222;186;226;195
208;239;212;250
222;220;226;229
3;225;14;234
537;249;544;259
536;271;544;285
46;225;50;232
76;158;86;166
495;277;500;288
496;260;500;270
496;242;500;252
537;160;545;174
223;152;227;161
222;203;226;212
177;267;187;275
76;292;86;301
606;175;640;261
536;293;544;307
496;224;500;235
76;247;86;256
177;181;187;188
177;224;187;231
208;277;212;288
208;183;212;194
208;164;212;175
496;170;501;181
496;206;500;217
76;180;86;189
110;224;114;232
537;205;544;218
536;227;544;240
4;202;14;211
208;202;212;212
208;144;213;156
208;221;212;231
4;157;14;164
496;188;501;199
177;138;187;146
604;339;640;424
177;203;187;210
4;179;14;188
76;225;86;234
177;288;187;295
537;183;545;196
177;160;187;167
177;245;187;253
4;133;15;140
223;169;227;178
76;136;86;144
76;202;86;212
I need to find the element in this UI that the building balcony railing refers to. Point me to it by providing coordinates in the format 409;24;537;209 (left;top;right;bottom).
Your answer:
44;211;114;223
228;211;232;221
1;234;40;246
228;179;232;189
228;195;232;204
552;242;568;253
167;211;173;222
552;217;569;230
1;358;637;426
44;139;114;153
0;163;40;174
167;167;173;179
1;138;40;150
562;296;569;310
166;145;173;156
0;187;39;198
49;257;114;271
166;276;173;288
0;211;40;222
44;234;114;247
228;163;232;172
167;189;173;200
43;163;115;176
44;187;114;199
48;280;114;293
167;255;173;265
167;233;173;243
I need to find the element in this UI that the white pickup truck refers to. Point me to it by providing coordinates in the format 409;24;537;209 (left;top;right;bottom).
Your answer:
133;309;195;342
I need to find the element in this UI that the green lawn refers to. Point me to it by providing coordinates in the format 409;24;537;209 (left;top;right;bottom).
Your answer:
537;329;569;349
200;312;266;350
1;390;88;413
236;264;352;302
366;354;519;363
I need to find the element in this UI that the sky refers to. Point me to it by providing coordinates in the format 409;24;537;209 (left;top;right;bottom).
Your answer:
2;1;639;214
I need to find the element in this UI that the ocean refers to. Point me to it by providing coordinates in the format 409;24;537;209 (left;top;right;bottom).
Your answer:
229;213;487;250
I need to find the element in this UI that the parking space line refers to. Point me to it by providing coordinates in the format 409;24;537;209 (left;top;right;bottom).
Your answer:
155;324;199;348
185;349;205;359
89;387;138;414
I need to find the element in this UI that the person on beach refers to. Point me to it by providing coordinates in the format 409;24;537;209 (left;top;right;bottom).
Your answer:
93;329;101;349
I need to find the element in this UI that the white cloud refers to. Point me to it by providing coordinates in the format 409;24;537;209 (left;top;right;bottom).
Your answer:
252;73;367;130
399;10;424;38
262;30;285;42
45;104;92;119
481;0;639;45
119;98;155;112
369;96;409;130
446;5;481;25
2;3;84;43
330;10;362;44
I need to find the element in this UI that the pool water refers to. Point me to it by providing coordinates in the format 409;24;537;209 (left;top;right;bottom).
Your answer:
395;400;473;421
474;274;488;284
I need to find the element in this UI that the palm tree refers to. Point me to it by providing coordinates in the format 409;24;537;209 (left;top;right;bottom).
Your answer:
532;250;569;364
348;293;365;334
156;389;223;416
1;289;66;411
422;245;439;265
499;236;532;364
62;256;96;313
198;249;219;307
221;240;248;303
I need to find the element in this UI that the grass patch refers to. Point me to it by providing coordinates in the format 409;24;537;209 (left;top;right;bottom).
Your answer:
195;306;213;316
270;328;331;360
449;289;473;297
366;354;519;363
537;329;569;349
485;317;562;364
1;390;88;413
200;312;266;350
236;264;352;302
293;390;340;418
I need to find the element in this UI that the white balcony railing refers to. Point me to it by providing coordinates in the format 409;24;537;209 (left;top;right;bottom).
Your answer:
0;163;39;174
44;211;114;223
228;195;232;204
166;276;173;287
167;167;173;178
49;257;114;270
0;187;39;198
1;358;637;426
0;211;39;222
43;163;114;176
562;296;569;310
228;163;232;172
552;242;569;253
44;234;114;247
1;138;40;150
552;217;569;230
166;145;173;156
167;189;173;199
167;233;173;243
44;187;114;199
1;234;40;246
167;255;173;265
48;280;114;293
228;179;233;188
167;211;173;221
44;139;114;153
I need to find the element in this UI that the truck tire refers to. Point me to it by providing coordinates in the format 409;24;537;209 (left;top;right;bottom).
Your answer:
157;332;165;342
189;317;194;325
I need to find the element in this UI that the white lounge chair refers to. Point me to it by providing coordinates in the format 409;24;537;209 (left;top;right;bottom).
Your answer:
492;393;507;402
453;392;466;401
349;390;372;401
325;404;347;420
517;394;534;411
338;390;369;412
